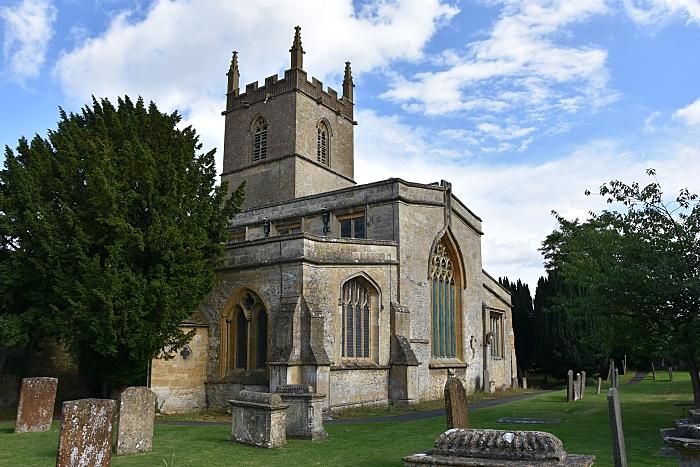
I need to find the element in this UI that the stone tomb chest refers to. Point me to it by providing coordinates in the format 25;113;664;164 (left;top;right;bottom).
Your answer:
276;384;327;440
403;428;595;466
229;390;288;448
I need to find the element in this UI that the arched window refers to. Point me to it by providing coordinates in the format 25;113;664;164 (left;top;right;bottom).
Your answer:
252;117;268;162
317;121;329;165
430;238;461;359
341;277;378;360
220;290;268;375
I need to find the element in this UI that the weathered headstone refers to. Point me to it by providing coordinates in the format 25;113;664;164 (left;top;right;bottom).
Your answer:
596;377;602;395
522;377;528;390
622;355;627;375
116;386;156;455
276;384;327;440
651;361;657;380
580;371;586;400
15;377;58;433
567;370;574;402
488;381;496;394
444;376;469;429
668;366;673;382
574;373;581;401
229;390;288;448
613;368;619;389
607;388;628;467
403;428;596;466
56;398;116;467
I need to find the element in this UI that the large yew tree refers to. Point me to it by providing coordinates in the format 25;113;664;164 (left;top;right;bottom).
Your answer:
0;97;243;391
541;170;700;406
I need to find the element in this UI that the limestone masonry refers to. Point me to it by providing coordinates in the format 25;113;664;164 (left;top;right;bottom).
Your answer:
151;26;517;413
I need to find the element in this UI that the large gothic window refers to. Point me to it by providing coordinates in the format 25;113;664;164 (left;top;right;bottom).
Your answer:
341;277;377;360
430;238;461;359
220;290;268;375
317;121;329;165
252;117;268;162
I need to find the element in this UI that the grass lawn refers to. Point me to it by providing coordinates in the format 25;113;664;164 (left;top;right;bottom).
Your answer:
0;371;691;466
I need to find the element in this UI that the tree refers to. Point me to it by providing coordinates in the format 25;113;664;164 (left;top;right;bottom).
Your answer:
541;170;700;406
0;96;243;392
500;277;535;373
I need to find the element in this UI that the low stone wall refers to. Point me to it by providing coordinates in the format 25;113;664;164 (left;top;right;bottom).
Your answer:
329;367;388;408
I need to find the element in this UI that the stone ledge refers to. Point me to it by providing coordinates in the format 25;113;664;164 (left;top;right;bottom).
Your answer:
429;360;468;369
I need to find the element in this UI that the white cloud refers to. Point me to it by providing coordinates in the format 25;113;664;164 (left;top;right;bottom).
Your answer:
381;0;616;150
673;97;700;126
0;0;56;82
52;0;458;174
623;0;700;26
355;109;700;288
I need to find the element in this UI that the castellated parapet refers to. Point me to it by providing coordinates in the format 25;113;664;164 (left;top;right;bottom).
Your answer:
225;68;354;123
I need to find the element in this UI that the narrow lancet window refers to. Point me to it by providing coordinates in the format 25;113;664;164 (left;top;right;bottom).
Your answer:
252;117;268;162
317;122;329;165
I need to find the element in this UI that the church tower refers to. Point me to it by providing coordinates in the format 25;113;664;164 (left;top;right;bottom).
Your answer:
221;26;356;209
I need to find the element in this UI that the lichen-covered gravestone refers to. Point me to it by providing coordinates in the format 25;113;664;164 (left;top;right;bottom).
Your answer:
56;398;116;467
15;377;58;433
116;386;156;455
444;376;469;429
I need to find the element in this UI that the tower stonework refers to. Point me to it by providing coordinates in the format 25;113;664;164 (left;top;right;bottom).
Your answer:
221;27;356;209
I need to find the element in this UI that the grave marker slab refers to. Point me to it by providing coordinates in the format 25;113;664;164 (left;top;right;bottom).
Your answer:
574;373;581;401
567;370;574;402
116;386;156;455
580;371;586;400
56;398;116;467
607;388;628;467
444;376;469;429
597;377;602;395
496;417;561;425
15;377;58;433
522;377;528;390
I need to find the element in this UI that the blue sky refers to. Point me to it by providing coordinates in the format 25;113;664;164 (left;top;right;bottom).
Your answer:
1;0;699;288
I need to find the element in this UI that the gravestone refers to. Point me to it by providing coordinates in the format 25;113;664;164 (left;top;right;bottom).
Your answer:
661;408;700;466
229;390;288;448
15;377;58;433
607;388;628;467
668;366;673;382
651;361;657;380
444;376;469;429
56;398;116;467
488;381;496;394
597;377;602;395
567;370;574;402
613;368;619;389
403;428;595;466
276;384;327;440
496;417;561;425
622;355;627;375
574;373;581;401
116;386;156;455
522;377;528;390
580;371;586;400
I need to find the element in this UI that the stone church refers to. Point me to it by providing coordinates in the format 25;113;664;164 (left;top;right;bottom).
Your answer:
150;27;516;413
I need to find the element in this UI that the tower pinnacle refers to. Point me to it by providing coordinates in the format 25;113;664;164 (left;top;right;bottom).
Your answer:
227;51;240;95
290;26;305;70
342;61;354;102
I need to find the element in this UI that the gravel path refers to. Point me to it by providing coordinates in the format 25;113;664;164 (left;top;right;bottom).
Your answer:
156;391;550;427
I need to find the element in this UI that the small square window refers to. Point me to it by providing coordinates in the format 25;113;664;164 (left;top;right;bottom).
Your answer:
338;212;366;239
277;223;301;236
228;230;246;244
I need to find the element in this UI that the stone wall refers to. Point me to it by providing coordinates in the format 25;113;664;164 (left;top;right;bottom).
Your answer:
329;367;389;407
150;325;209;413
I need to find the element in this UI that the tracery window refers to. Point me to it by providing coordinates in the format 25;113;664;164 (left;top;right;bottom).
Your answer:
317;121;329;165
341;278;374;359
220;290;268;375
430;238;459;358
252;117;268;162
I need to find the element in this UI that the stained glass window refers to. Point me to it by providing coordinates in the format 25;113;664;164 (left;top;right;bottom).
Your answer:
430;239;457;358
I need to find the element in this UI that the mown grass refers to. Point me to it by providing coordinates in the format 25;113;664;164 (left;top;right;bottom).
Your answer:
0;371;689;466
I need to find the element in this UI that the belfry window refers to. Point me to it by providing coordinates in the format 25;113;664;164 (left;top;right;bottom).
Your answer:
252;117;268;162
317;122;329;165
341;277;377;360
430;238;460;359
220;290;268;375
